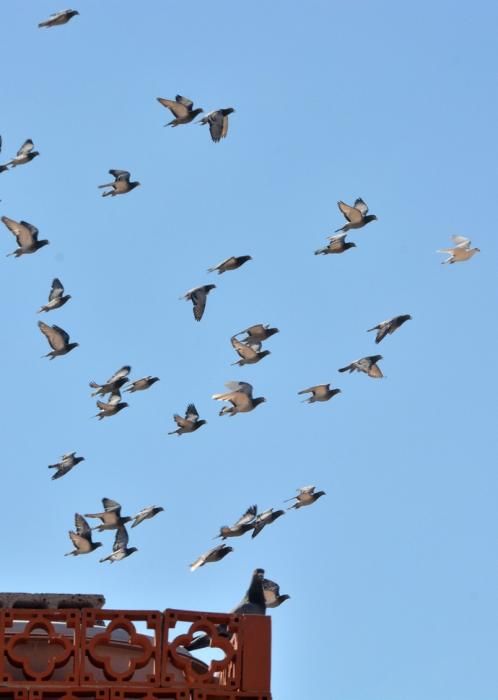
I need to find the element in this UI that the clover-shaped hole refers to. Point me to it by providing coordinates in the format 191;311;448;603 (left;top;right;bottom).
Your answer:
9;625;70;677
91;624;151;676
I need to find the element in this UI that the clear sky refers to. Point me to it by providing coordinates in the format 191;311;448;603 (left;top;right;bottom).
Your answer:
1;1;497;698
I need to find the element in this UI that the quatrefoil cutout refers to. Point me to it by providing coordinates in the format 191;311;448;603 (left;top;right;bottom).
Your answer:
169;620;236;680
87;620;153;681
6;620;72;680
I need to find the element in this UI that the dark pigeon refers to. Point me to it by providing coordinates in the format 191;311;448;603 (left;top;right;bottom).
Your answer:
208;255;252;274
85;498;131;532
298;384;341;403
125;376;160;393
215;505;257;540
99;526;137;563
338;355;383;378
130;505;164;528
251;508;285;538
190;544;233;572
65;514;102;556
38;278;71;313
367;315;412;344
39;9;79;28
98;170;140;197
180;284;216;321
38;321;78;359
94;390;129;420
168;403;206;435
199;108;235;142
48;452;84;480
2;216;49;257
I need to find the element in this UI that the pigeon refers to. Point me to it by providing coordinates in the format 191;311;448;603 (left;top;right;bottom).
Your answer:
168;403;206;435
130;506;164;528
315;232;356;255
190;544;233;572
198;108;235;142
263;578;290;608
38;278;71;313
38;9;79;28
157;95;203;126
98;170;140;197
215;505;257;539
0;139;40;169
99;526;137;563
90;365;131;396
65;514;102;556
338;355;383;378
251;509;285;538
48;452;84;480
85;498;131;532
230;336;270;366
38;321;78;359
94;390;129;420
285;485;326;510
125;376;160;393
437;236;480;264
208;256;252;274
367;315;412;344
180;284;216;321
335;198;377;233
235;324;279;343
212;381;266;416
2;216;49;257
298;384;342;403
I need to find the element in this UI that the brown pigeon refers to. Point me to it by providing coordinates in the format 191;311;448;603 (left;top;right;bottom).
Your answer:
208;255;252;274
437;236;480;264
230;336;270;366
168;403;206;435
190;544;233;572
335;198;377;233
125;376;160;393
94;391;129;420
130;506;164;528
98;170;140;197
157;95;203;126
99;526;137;563
212;381;266;416
315;232;356;255
215;505;257;539
65;514;102;556
38;9;79;28
2;216;49;257
338;355;383;378
89;366;131;396
38;321;78;359
0;139;40;169
298;384;341;403
85;498;131;532
235;324;279;343
49;452;84;480
285;485;326;510
180;284;216;321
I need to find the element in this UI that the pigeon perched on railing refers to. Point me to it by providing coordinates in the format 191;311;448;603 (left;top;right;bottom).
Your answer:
338;355;383;378
168;403;206;435
98;170;140;197
213;381;266;416
65;514;102;556
437;236;480;264
298;384;341;403
335;198;377;233
38;278;71;313
208;255;252;274
2;216;49;257
285;485;326;510
367;315;412;344
38;322;78;359
99;526;137;563
38;9;79;28
48;452;84;480
198;108;235;142
190;544;233;572
85;498;131;532
180;284;216;321
157;95;203;126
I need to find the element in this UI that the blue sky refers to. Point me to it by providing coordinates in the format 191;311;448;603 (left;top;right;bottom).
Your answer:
1;1;497;698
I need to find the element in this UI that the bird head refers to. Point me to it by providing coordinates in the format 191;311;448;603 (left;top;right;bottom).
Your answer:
197;419;207;427
316;491;326;499
39;240;50;248
94;542;103;549
149;377;160;384
254;568;265;578
128;547;138;556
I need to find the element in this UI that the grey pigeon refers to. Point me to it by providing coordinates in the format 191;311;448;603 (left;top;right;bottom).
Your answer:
65;514;102;556
38;321;78;359
90;365;131;396
48;452;84;480
367;315;412;344
38;9;79;28
85;498;131;532
212;381;266;416
157;95;203;126
208;255;252;274
215;505;257;540
437;235;480;264
190;543;233;572
168;403;206;435
199;108;235;142
285;485;326;510
180;284;216;321
315;232;356;255
338;355;383;378
263;578;290;608
125;376;160;393
98;170;140;197
99;526;137;563
130;505;164;528
251;509;285;538
2;216;49;257
0;139;40;170
235;324;279;343
94;390;129;420
230;336;270;366
335;198;377;233
38;278;71;313
298;384;341;403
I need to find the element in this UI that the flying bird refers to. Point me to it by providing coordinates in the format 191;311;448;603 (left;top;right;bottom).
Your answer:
48;452;84;480
65;514;102;556
335;198;377;233
38;321;78;359
315;232;356;255
230;336;270;366
338;355;383;378
38;278;71;313
215;505;257;539
89;366;131;396
208;255;252;274
263;578;290;608
0;139;40;170
130;506;164;528
157;95;203;126
235;324;279;343
125;376;160;393
85;498;131;532
168;403;206;435
99;526;137;563
38;9;79;28
437;236;480;264
251;509;285;538
2;216;49;257
367;315;412;344
285;485;326;510
94;391;129;420
212;381;266;416
298;384;341;403
199;108;235;142
180;284;216;321
190;544;233;572
98;170;140;197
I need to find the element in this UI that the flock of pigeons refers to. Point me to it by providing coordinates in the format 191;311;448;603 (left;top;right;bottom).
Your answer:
1;7;482;627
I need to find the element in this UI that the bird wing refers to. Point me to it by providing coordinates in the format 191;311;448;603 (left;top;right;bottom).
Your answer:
298;485;316;495
185;403;200;421
353;198;369;215
103;498;122;513
106;365;131;384
233;505;257;527
113;526;129;551
38;322;65;351
175;94;194;110
68;531;90;552
337;201;363;223
109;169;131;182
221;114;230;139
326;232;348;242
208;256;233;271
368;363;384;378
51;324;70;345
74;513;91;537
244;324;266;338
262;578;280;605
231;337;258;361
2;217;37;247
107;390;122;406
230;381;254;396
49;278;64;301
17;139;34;156
191;288;207;321
208;111;224;142
157;98;189;119
451;235;470;248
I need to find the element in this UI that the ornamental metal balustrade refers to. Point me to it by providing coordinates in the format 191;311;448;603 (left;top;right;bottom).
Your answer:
0;605;271;700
